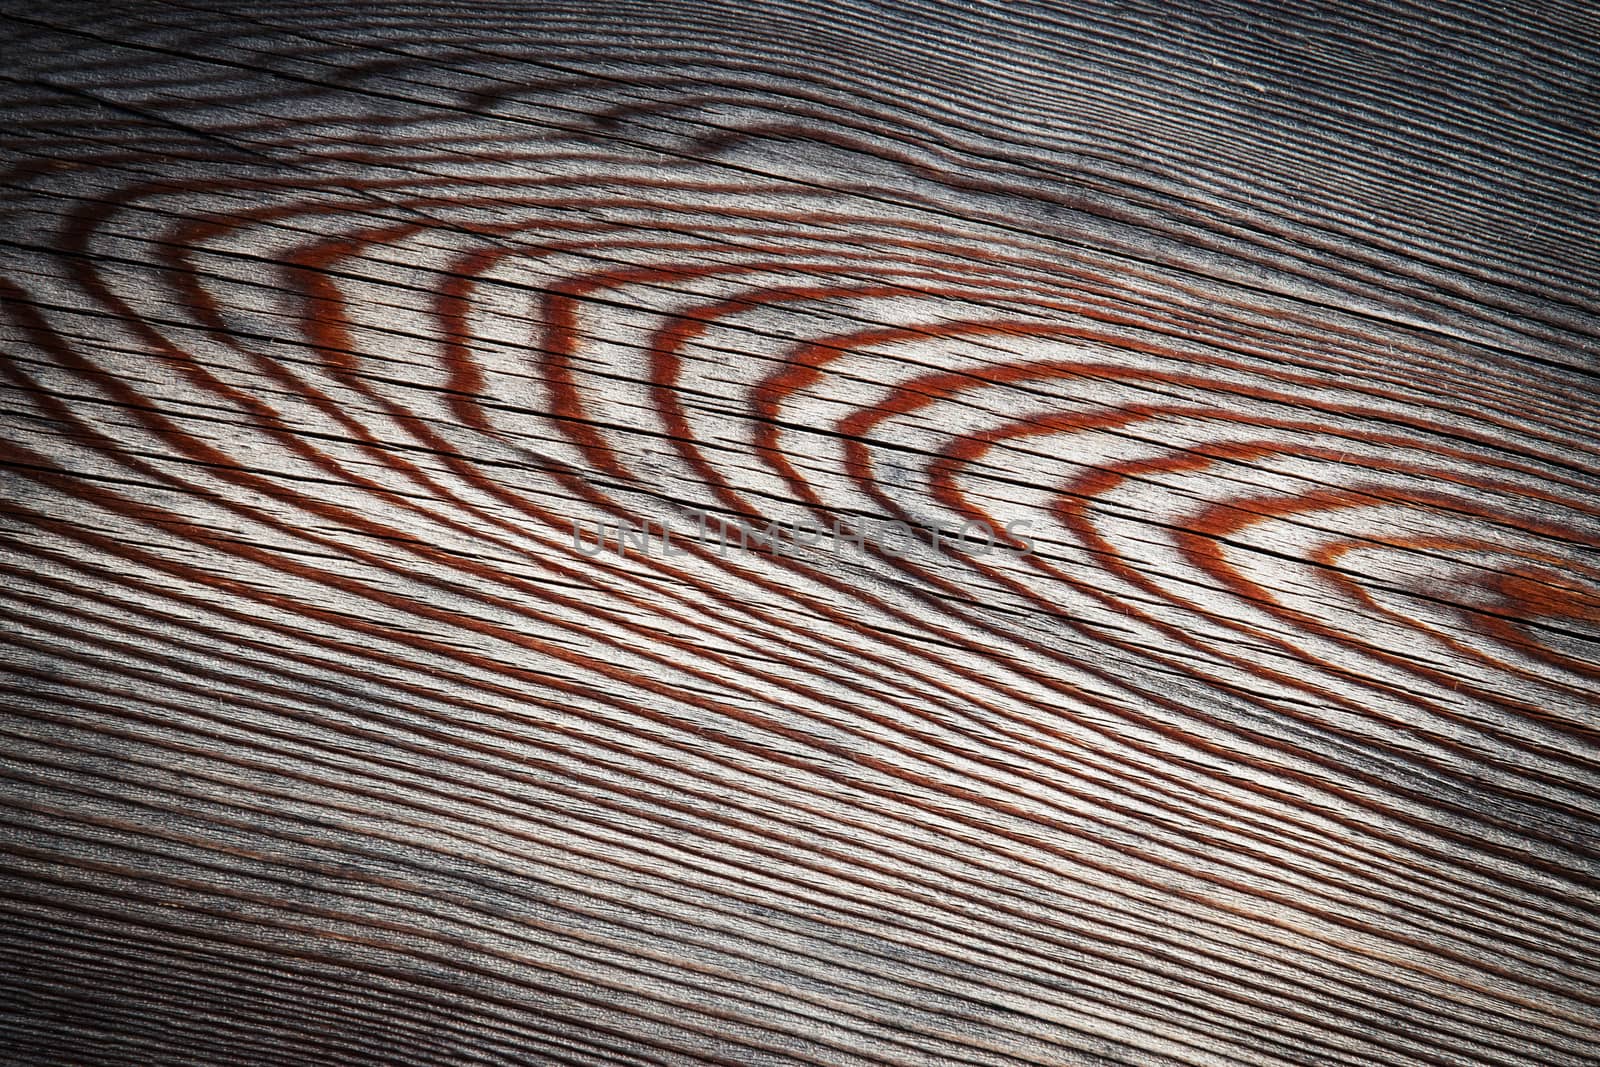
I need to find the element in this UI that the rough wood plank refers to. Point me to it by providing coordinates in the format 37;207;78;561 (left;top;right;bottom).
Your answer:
1;1;1598;1063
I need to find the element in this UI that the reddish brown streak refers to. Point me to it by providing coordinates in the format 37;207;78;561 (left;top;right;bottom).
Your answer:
3;7;1599;1066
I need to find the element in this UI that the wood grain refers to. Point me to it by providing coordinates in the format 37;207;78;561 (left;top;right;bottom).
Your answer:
1;1;1598;1063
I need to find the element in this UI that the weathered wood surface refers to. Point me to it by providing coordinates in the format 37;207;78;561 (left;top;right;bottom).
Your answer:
1;1;1598;1063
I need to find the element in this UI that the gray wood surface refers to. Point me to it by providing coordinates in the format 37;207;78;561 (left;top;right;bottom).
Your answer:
2;1;1598;1063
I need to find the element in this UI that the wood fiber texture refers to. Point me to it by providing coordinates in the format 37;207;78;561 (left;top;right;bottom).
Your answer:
1;1;1598;1064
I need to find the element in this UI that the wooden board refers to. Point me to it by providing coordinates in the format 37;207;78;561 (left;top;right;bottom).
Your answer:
2;1;1598;1063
